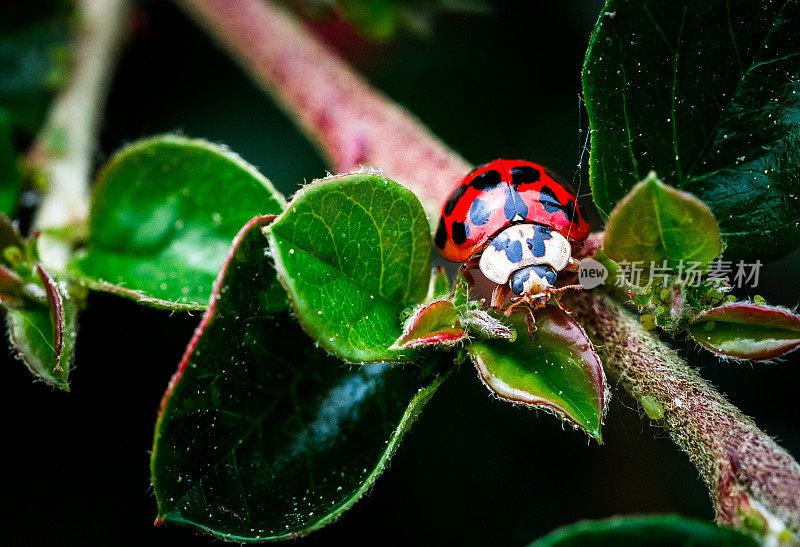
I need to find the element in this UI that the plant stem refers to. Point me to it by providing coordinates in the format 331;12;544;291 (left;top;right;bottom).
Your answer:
566;292;800;538
29;0;130;271
177;0;800;536
174;0;471;227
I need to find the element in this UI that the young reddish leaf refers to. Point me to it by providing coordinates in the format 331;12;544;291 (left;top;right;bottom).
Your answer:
468;306;608;441
152;215;447;542
391;299;465;349
6;264;77;390
603;173;722;275
689;303;800;361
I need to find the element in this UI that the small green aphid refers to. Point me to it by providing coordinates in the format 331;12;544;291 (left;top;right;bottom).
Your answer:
640;395;664;420
639;314;656;330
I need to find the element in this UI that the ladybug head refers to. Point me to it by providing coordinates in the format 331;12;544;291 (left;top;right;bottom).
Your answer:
509;264;557;296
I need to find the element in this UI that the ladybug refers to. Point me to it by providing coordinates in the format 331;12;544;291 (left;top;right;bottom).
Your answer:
434;159;589;330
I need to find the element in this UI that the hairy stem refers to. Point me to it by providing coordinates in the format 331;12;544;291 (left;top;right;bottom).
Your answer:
29;0;129;271
567;292;800;537
178;0;800;536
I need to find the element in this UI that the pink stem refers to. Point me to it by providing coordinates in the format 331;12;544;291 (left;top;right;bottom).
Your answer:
176;0;800;536
175;0;470;224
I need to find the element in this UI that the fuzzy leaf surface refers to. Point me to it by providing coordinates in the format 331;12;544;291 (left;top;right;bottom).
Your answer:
152;216;445;542
74;136;285;310
267;173;431;362
689;302;800;360
529;515;758;546
603;173;722;273
583;0;800;260
468;307;608;441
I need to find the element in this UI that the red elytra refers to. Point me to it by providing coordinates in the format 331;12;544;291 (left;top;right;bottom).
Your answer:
434;159;590;263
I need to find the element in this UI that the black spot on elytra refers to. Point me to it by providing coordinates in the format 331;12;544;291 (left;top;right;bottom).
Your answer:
490;232;523;263
451;220;469;245
539;186;564;214
444;184;468;216
434;217;447;249
503;186;529;220
526;225;552;257
564;199;578;222
510;165;541;187
468;198;491;226
469;169;502;191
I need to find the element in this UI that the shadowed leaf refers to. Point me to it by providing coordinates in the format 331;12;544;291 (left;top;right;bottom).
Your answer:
73;136;286;310
583;0;800;260
468;306;608;441
529;514;758;546
266;173;431;362
689;302;800;361
152;216;446;542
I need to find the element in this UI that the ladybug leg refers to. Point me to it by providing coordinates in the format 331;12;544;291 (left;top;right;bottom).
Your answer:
459;256;481;287
549;283;584;295
490;283;511;311
505;301;538;336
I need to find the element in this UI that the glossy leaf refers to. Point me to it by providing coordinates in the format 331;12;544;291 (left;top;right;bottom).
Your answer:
392;299;465;349
5;265;77;390
0;109;20;215
152;216;446;542
689;302;800;361
468;307;608;441
267;173;431;363
529;515;758;547
603;173;722;272
73;136;286;310
583;0;800;260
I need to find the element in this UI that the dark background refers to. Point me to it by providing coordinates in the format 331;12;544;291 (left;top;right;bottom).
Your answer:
3;1;800;545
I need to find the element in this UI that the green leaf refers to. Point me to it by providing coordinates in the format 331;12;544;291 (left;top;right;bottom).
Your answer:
0;109;20;215
73;136;286;310
152;216;446;542
583;0;800;260
467;306;608;441
266;173;431;363
688;302;800;361
6;264;77;390
336;0;399;41
529;514;758;547
392;299;465;349
603;173;722;272
429;265;450;298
